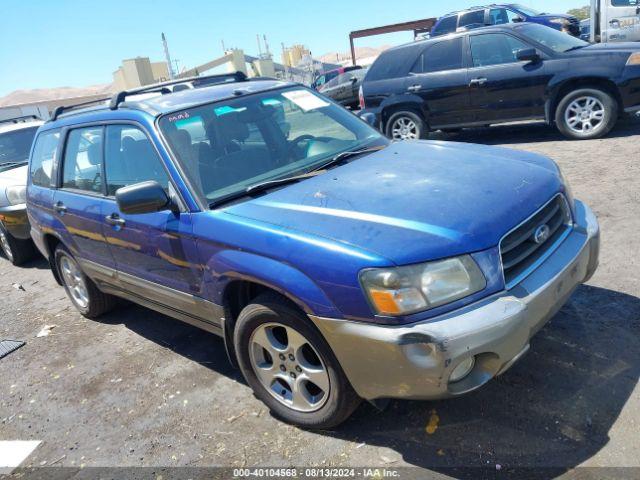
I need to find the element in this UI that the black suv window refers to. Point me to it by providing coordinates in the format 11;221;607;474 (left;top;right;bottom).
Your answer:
104;125;170;196
62;127;103;193
458;10;486;28
30;130;60;187
489;7;522;24
411;38;464;74
469;33;528;67
433;15;457;36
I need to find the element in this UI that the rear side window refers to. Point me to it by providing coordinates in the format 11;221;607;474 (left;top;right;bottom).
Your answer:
470;34;529;67
612;0;638;5
30;130;60;187
62;127;104;193
459;10;486;28
366;47;419;81
411;38;464;73
433;15;458;36
104;125;170;196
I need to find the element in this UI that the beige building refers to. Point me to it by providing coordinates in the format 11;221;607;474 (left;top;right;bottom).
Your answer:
281;45;310;68
113;57;170;91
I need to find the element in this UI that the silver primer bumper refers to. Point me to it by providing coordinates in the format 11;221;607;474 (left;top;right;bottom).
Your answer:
309;200;600;401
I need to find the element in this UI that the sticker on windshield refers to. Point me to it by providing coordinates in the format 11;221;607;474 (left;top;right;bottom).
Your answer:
282;90;329;111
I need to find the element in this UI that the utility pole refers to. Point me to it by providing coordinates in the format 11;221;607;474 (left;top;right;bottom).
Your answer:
281;42;289;80
161;32;175;79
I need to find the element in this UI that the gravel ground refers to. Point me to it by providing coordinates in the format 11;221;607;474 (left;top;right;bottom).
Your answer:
1;116;639;479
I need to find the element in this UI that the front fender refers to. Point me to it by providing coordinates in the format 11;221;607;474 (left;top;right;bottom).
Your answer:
206;249;344;319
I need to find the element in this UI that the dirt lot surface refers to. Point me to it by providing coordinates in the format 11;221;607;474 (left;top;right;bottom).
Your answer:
1;116;639;479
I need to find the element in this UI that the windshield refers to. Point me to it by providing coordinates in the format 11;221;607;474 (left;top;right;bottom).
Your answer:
159;87;387;205
517;23;589;52
511;4;540;16
0;126;39;169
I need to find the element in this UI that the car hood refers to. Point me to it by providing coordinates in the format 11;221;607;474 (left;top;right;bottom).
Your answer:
224;141;563;265
578;42;640;54
0;164;28;184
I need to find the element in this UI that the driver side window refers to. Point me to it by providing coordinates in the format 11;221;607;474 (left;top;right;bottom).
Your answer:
469;33;529;67
62;127;104;193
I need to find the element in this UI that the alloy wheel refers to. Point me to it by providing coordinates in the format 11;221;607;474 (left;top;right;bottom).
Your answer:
390;116;418;140
564;96;606;136
249;322;330;412
59;255;89;309
0;230;13;262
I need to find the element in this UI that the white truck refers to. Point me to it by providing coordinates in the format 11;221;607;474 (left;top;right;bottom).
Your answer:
591;0;640;42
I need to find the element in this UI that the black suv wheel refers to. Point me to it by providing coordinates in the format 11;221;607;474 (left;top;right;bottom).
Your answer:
555;88;618;140
234;293;361;429
385;111;428;140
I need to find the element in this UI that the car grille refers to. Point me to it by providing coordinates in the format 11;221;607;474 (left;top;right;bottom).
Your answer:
500;194;572;288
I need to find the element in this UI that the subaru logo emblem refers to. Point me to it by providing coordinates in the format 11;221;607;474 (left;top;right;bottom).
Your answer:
533;224;551;244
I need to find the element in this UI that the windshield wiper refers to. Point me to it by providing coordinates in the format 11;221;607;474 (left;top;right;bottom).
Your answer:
0;161;28;168
309;145;386;173
564;45;586;52
244;170;325;195
209;145;386;209
209;171;326;208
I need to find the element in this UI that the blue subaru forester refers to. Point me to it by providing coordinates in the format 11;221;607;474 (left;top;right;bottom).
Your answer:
26;73;600;428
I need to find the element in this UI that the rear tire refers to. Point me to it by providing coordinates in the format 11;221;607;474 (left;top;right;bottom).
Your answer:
234;293;361;429
54;245;116;318
0;223;36;266
385;110;428;140
555;88;617;140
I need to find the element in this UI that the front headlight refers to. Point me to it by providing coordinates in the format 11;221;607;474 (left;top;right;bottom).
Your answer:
6;185;26;205
627;52;640;66
556;165;575;210
360;255;486;316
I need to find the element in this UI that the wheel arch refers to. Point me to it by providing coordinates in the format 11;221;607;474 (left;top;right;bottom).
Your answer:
380;96;428;132
208;251;344;367
42;233;64;285
547;77;623;123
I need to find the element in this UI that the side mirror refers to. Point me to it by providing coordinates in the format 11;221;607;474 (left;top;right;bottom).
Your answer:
358;112;377;127
512;15;524;23
516;47;541;63
350;76;358;83
116;181;171;215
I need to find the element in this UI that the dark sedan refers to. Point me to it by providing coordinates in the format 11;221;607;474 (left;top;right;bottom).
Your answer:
359;23;640;140
314;66;368;109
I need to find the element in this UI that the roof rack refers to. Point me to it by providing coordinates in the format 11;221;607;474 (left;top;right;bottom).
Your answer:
0;114;42;125
50;97;112;122
109;71;249;110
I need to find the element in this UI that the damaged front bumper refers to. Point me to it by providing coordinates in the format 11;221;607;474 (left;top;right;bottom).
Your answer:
309;199;600;401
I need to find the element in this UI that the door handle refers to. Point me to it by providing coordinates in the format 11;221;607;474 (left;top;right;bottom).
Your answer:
469;77;487;87
53;201;67;214
407;84;422;92
105;214;125;228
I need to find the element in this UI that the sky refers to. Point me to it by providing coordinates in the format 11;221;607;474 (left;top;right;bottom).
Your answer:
0;0;586;97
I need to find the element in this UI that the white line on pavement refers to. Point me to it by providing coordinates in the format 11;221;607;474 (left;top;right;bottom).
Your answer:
0;440;41;474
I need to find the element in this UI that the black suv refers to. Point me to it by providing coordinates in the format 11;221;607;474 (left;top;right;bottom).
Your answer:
359;23;640;140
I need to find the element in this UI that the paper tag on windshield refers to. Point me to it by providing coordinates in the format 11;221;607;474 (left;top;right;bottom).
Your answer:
282;90;329;111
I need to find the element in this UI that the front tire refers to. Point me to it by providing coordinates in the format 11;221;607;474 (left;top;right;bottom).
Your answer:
0;223;36;266
234;293;361;429
54;245;115;318
385;110;428;140
555;88;617;140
